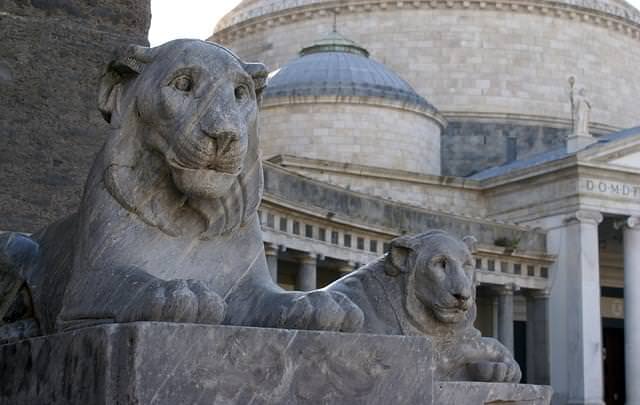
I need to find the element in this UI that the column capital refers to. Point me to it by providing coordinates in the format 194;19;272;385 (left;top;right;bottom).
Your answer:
264;242;279;257
299;253;317;265
564;210;603;226
526;288;550;299
614;216;640;231
494;283;519;296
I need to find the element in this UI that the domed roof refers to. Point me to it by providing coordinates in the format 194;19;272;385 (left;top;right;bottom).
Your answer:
215;0;640;31
263;31;438;115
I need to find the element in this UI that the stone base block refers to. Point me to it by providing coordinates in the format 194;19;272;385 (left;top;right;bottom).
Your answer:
0;323;552;404
436;381;553;405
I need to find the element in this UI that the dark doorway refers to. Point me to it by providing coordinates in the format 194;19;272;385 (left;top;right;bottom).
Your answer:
603;318;625;405
514;320;527;384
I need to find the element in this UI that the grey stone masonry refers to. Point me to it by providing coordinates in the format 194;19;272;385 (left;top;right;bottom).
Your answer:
0;323;553;404
0;0;151;232
0;323;434;404
263;162;547;252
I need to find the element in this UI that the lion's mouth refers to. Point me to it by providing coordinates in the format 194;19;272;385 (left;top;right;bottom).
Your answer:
168;157;243;176
433;304;469;316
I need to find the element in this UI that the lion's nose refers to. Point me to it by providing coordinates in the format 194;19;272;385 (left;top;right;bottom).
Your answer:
201;120;241;142
451;291;472;306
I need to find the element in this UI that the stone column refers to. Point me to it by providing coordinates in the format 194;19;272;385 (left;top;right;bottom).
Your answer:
622;217;640;405
545;210;604;405
264;243;279;283
496;284;515;353
526;289;550;385
296;254;317;291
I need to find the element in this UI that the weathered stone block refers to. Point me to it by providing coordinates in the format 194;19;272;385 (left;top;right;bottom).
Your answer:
0;0;150;232
0;323;435;404
435;381;553;405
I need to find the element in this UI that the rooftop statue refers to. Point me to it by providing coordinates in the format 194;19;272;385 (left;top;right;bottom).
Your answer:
569;76;592;136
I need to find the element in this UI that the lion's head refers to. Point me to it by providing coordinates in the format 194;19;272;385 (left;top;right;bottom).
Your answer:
385;230;477;325
95;40;268;238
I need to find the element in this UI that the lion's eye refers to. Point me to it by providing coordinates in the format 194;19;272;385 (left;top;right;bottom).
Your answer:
171;76;193;92
235;85;250;102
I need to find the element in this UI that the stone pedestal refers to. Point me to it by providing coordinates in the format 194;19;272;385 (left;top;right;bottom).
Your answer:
566;134;595;153
435;381;552;405
0;323;553;404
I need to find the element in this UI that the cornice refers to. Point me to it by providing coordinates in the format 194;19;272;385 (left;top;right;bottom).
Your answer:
212;0;640;43
262;95;448;128
441;111;621;135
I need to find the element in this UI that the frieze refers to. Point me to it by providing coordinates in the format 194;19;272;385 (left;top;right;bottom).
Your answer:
583;178;640;199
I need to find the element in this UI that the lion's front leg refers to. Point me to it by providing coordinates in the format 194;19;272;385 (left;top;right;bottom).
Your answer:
274;290;364;332
225;281;364;332
437;334;521;383
59;268;226;330
462;337;522;383
118;279;226;324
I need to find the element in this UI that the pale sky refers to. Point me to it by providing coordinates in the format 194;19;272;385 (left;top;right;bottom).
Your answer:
149;0;640;46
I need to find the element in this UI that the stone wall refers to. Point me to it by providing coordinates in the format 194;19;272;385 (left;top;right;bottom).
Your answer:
442;120;569;177
213;3;640;133
0;0;150;232
259;102;442;175
263;162;547;252
276;161;486;217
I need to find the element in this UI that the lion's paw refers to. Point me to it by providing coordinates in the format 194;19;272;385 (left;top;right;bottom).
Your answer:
119;279;225;324
467;360;521;383
278;290;364;332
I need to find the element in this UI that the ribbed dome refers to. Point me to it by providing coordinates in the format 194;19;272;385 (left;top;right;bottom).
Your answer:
263;32;437;114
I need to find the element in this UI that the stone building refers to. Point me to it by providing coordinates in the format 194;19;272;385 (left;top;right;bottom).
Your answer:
210;1;640;404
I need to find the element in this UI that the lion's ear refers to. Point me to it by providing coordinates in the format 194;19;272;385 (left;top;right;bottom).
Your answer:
462;235;478;254
243;62;268;100
98;45;154;124
385;236;414;277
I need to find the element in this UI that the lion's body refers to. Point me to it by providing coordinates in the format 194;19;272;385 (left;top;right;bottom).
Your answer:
0;40;364;340
326;231;522;383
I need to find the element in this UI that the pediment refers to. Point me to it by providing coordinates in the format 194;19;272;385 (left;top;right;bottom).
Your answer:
608;150;640;169
579;129;640;170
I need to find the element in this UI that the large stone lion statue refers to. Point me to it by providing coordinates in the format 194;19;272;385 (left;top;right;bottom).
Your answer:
325;230;522;383
0;39;363;340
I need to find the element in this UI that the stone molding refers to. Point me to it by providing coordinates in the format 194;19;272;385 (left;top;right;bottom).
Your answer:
213;0;640;43
262;95;448;128
563;210;604;226
440;111;620;136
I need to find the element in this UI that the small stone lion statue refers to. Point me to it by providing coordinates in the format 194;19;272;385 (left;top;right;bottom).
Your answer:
0;39;363;340
325;230;522;383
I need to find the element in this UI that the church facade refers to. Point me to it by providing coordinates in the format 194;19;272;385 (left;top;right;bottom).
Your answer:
210;1;640;404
